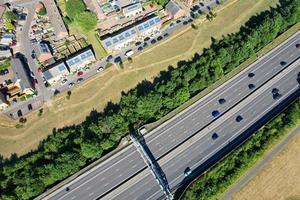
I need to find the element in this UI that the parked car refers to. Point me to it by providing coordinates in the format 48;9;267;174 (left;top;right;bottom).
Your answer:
125;49;134;57
68;82;75;88
137;46;143;51
151;39;157;44
106;55;113;62
114;56;122;64
77;71;83;76
0;69;9;75
61;78;68;85
212;132;219;140
97;67;104;72
135;41;142;46
163;33;169;37
77;78;83;83
144;37;150;42
212;110;220;118
0;45;10;51
296;44;300;49
157;36;163;41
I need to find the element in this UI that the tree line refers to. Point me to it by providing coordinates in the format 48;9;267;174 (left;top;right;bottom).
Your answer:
1;0;300;199
183;96;300;200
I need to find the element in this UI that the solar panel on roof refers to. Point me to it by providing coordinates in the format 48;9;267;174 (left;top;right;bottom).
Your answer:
149;20;155;26
105;41;112;47
155;17;160;23
113;38;119;44
131;29;136;34
138;26;144;31
43;70;53;80
125;32;130;37
144;23;149;28
119;35;125;40
58;64;66;72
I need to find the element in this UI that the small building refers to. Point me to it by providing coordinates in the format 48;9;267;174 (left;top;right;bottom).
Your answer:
33;42;53;63
65;48;96;72
43;0;68;40
42;61;69;85
165;0;185;19
123;3;143;18
11;58;35;95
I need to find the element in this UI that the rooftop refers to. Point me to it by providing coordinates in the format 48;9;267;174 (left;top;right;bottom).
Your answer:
102;15;161;48
165;0;182;16
65;47;95;68
123;2;142;14
11;58;34;91
43;0;68;40
43;61;68;80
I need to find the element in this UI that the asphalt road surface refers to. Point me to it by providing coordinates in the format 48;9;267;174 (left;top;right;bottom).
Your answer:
103;56;300;200
43;31;300;200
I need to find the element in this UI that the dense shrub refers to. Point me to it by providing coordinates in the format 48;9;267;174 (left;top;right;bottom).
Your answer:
1;0;300;199
65;0;86;19
74;11;98;31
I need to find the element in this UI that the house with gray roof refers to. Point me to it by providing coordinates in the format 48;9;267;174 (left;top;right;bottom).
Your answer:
33;42;53;63
165;0;185;19
11;58;34;95
42;61;69;85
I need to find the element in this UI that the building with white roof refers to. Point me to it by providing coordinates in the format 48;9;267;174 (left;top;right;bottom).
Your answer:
101;15;161;51
123;3;143;18
65;48;96;72
42;61;69;85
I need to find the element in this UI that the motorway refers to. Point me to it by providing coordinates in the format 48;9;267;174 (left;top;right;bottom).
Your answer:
43;31;300;200
105;54;300;200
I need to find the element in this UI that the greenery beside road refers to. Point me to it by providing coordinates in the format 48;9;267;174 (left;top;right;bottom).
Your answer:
0;0;299;199
0;59;10;71
182;98;300;200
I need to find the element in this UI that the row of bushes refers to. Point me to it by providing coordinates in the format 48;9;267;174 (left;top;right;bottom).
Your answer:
1;0;300;199
183;98;300;200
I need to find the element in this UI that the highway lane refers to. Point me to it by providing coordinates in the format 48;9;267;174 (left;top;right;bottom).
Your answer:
45;31;300;200
105;57;300;200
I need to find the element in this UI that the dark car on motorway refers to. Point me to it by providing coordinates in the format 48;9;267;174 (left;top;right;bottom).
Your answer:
212;110;220;118
248;72;255;78
280;61;287;66
151;39;157;44
236;115;243;122
114;56;122;64
248;83;255;90
212;132;219;140
218;98;226;104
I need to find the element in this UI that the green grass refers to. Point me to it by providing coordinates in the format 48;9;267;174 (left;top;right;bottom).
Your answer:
0;58;11;71
68;23;107;59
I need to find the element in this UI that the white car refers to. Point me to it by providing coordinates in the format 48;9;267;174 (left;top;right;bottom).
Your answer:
97;67;104;72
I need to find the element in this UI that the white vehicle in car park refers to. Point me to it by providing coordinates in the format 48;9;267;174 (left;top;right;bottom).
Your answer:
125;49;134;57
97;67;104;72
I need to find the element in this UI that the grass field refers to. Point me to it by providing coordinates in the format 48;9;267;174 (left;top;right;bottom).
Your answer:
0;0;280;157
231;130;300;200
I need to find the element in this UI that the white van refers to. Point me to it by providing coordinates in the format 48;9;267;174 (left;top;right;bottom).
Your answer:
125;50;134;57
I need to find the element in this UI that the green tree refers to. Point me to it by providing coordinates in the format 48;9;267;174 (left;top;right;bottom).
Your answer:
38;7;47;16
66;0;86;19
75;11;98;31
4;11;17;21
4;21;15;30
